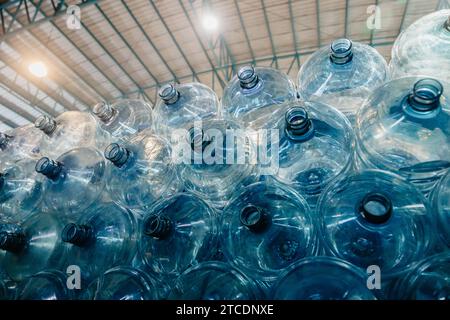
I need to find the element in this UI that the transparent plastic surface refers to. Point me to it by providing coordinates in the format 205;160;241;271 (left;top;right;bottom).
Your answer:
297;39;388;123
139;193;218;278
0;159;43;223
318;170;432;276
154;83;218;136
93;99;153;140
105;129;183;209
221;66;296;129
16;270;73;300
91;266;164;300
36;147;107;217
389;253;450;300
272;257;377;300
390;10;450;83
35;111;110;158
0;124;48;169
62;203;137;282
0;213;67;282
179;118;258;208
168;261;262;300
355;77;450;193
267;101;354;205
431;170;450;248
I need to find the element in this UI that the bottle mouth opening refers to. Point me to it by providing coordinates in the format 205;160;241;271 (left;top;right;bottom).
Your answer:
158;84;179;105
93;101;116;123
0;230;26;253
330;39;353;64
144;214;172;239
284;107;314;141
358;192;392;224
35;115;56;134
238;65;259;89
35;157;62;180
240;205;270;232
104;143;130;167
62;223;93;246
408;78;443;112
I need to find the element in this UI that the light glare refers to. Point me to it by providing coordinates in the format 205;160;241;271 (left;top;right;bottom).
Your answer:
28;61;47;78
202;14;218;31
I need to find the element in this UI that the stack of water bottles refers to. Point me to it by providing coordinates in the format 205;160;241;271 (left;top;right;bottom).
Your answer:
0;10;449;300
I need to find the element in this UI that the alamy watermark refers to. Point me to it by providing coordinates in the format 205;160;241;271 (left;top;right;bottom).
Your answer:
66;5;81;30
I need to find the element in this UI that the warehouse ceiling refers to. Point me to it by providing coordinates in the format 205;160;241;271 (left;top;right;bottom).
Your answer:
0;0;447;131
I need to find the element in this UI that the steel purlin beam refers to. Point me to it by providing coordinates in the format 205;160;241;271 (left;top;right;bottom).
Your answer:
260;0;278;69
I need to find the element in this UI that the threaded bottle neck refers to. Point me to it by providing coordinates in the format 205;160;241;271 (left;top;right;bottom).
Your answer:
357;192;392;224
158;84;180;105
35;115;57;135
284;107;315;142
238;65;260;89
62;223;94;247
0;229;27;253
407;78;443;113
144;214;172;239
93;102;116;123
330;39;353;65
35;157;63;181
240;205;271;233
105;143;131;168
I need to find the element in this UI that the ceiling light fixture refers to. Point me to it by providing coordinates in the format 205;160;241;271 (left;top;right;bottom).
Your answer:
28;61;47;78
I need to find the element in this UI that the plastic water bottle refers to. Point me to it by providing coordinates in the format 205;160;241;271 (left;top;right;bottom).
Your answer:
221;180;319;283
271;256;377;300
61;202;138;283
318;170;432;276
266;101;354;206
154;83;218;137
0;213;68;282
138;193;218;279
297;38;388;124
221;66;296;130
355;77;450;194
168;261;263;300
390;9;450;83
0;159;43;223
16;270;74;300
431;170;450;249
104;129;183;209
92;99;153;140
35;111;110;158
35;147;108;218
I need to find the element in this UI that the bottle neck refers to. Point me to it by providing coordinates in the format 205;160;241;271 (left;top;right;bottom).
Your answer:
159;84;180;105
93;102;117;123
144;214;172;239
0;229;27;253
0;133;11;150
104;143;131;168
35;157;63;181
240;205;271;233
238;65;260;89
61;223;94;247
405;78;443;116
357;192;392;224
35;115;57;135
330;38;353;65
284;107;315;142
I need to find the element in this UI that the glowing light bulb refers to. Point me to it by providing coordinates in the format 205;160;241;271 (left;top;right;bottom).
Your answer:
28;61;47;78
202;14;218;31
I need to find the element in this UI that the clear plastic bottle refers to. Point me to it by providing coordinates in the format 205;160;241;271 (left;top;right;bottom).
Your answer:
318;170;432;276
35;111;110;158
266;102;354;205
431;170;450;249
0;213;68;282
154;83;218;137
390;10;450;83
0;158;43;223
179;118;258;208
271;256;377;300
16;270;74;300
221;66;297;130
0;124;48;169
221;181;319;283
104;129;183;209
60;202;137;283
138;193;218;279
92;99;153;140
35;147;108;218
355;77;450;193
168;261;263;300
297;39;388;124
89;266;167;300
